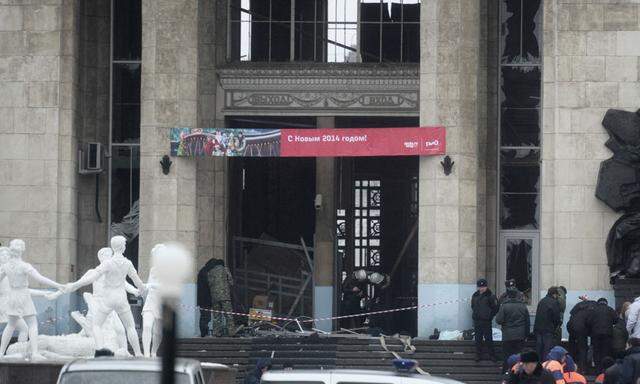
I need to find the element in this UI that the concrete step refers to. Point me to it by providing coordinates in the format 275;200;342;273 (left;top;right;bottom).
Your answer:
175;337;511;384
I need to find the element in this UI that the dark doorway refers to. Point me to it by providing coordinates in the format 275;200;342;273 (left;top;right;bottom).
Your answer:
227;116;317;318
336;116;419;336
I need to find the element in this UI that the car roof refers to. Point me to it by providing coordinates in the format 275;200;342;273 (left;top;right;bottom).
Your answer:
262;369;465;384
61;357;201;374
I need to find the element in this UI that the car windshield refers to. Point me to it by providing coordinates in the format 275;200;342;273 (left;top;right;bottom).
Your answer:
59;371;192;384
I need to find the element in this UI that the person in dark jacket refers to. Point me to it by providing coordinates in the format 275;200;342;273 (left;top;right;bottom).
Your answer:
244;358;272;384
197;258;225;337
471;278;498;361
567;298;598;373
554;286;567;346
499;279;526;305
603;358;622;384
613;302;631;359
596;357;616;384
534;287;562;362
497;287;531;372
591;298;618;371
507;350;556;384
618;337;640;384
340;270;367;329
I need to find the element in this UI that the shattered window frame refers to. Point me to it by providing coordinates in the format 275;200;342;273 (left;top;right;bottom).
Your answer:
498;0;542;231
497;0;542;305
228;0;421;63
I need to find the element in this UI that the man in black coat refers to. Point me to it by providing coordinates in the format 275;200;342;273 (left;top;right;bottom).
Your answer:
591;298;618;372
471;278;498;361
507;350;556;384
534;287;562;361
619;337;640;384
567;297;598;372
603;358;622;384
496;287;531;372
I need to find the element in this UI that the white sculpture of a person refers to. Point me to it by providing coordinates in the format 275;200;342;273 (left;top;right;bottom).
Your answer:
65;236;146;356
142;243;164;357
0;239;65;358
70;247;140;353
0;246;28;344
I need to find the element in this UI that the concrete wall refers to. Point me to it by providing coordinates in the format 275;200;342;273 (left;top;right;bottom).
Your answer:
0;0;79;287
541;0;640;300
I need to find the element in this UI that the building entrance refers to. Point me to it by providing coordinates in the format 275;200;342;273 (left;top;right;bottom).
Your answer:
227;116;317;320
226;115;419;335
335;117;419;336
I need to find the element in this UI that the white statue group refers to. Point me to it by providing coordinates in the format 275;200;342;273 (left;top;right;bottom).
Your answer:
0;236;167;360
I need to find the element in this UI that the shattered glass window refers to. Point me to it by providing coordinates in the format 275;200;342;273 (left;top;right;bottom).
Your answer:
230;0;420;63
499;0;542;231
506;238;533;305
500;150;540;230
500;0;541;64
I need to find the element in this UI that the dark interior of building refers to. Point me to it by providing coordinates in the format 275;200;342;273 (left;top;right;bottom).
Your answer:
226;115;419;335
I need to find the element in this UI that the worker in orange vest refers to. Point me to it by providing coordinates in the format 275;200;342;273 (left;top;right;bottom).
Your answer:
563;355;587;384
542;346;568;384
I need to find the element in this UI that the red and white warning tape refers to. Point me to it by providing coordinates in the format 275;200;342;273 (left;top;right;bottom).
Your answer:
180;297;471;323
15;298;470;329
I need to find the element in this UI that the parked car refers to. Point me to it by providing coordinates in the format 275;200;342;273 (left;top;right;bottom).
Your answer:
56;357;206;384
261;360;465;384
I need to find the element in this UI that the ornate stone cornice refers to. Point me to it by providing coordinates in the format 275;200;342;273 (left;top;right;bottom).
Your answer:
217;63;419;114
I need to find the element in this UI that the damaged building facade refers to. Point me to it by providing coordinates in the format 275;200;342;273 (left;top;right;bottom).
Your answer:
1;0;640;337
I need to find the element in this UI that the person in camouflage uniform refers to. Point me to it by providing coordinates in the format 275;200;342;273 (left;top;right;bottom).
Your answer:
207;260;236;336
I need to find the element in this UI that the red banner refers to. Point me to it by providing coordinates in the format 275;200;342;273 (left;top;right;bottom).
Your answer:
280;126;445;157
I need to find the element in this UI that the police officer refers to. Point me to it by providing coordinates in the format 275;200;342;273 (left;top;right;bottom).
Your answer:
534;287;562;362
567;297;597;373
591;298;617;372
471;278;499;361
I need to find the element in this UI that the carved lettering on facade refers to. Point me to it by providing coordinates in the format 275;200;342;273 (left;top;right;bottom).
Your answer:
220;66;419;113
358;95;402;106
247;94;292;106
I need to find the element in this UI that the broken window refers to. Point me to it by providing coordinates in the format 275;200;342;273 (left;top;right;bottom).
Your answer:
229;0;420;63
505;238;533;305
499;0;541;231
500;149;540;230
500;0;541;64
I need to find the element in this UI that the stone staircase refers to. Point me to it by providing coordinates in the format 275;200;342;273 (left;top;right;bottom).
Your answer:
175;337;506;384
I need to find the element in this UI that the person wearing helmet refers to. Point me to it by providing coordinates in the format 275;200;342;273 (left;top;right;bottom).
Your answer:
341;270;367;329
542;346;568;384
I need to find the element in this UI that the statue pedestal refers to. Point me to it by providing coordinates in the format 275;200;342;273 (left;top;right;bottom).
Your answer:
0;360;66;384
613;278;640;310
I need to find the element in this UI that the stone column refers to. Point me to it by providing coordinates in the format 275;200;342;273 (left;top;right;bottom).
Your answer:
139;0;199;336
417;0;481;336
196;0;227;271
313;116;336;331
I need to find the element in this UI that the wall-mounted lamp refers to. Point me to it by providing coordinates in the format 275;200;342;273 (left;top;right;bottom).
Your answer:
441;155;454;176
160;155;172;175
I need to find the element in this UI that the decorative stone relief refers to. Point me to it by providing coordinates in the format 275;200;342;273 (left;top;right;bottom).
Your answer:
218;65;419;114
